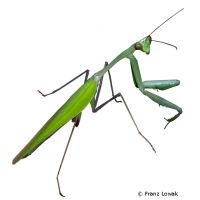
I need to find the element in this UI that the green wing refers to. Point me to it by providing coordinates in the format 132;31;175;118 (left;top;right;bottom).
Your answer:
13;78;97;164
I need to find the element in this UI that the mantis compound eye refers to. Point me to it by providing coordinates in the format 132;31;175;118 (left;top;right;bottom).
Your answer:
135;42;142;50
147;35;152;44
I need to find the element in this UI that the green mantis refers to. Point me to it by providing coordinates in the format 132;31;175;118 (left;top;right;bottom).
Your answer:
13;8;183;197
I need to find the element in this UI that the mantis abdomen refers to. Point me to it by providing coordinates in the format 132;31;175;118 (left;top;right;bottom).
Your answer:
12;78;97;164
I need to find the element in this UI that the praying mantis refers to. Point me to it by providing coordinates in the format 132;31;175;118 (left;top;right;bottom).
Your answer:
12;8;183;197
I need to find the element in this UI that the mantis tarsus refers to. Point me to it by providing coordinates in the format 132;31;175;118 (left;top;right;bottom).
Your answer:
13;8;183;197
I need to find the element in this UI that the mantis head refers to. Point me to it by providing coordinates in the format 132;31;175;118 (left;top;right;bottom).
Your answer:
134;8;184;55
135;35;152;55
135;35;177;55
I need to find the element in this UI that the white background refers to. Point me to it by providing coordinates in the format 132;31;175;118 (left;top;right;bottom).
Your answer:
0;0;199;200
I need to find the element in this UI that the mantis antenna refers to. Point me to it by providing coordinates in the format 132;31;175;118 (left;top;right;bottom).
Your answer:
149;8;184;36
148;8;184;50
151;39;178;50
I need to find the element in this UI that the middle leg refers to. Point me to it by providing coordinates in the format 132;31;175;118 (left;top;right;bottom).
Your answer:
90;62;155;152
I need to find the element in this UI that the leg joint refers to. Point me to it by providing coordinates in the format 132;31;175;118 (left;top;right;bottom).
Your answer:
139;87;145;94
